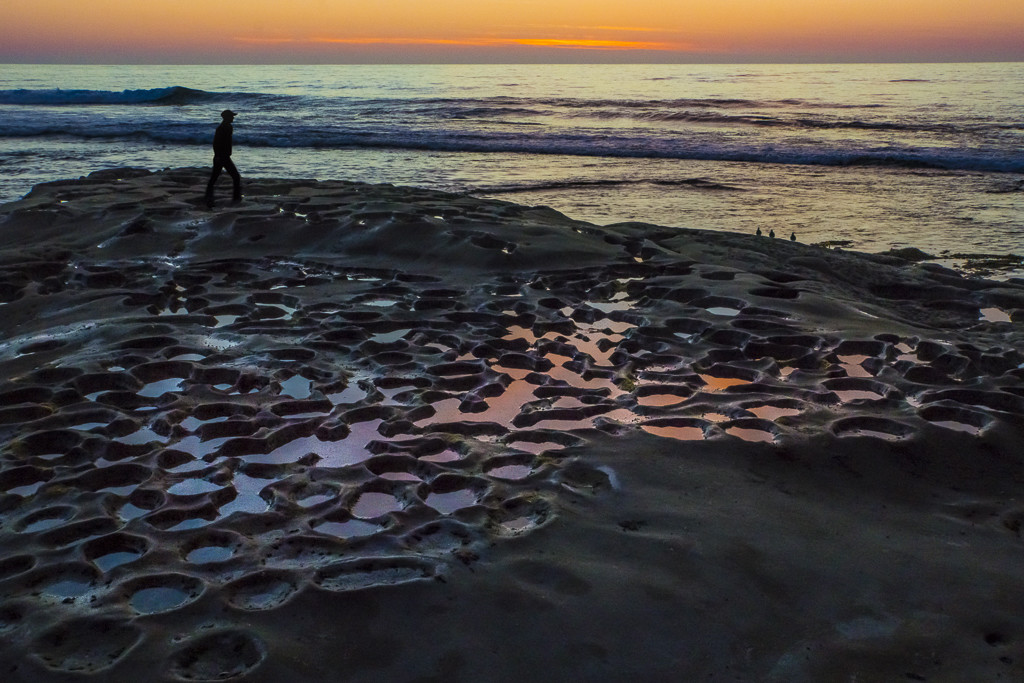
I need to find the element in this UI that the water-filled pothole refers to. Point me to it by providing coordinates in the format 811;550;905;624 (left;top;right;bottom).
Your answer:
425;489;478;514
186;546;235;564
640;425;704;441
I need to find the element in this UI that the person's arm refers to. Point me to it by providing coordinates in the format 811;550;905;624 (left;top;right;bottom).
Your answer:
213;123;232;157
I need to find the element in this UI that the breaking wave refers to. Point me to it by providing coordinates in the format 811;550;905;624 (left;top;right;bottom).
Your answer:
0;86;261;106
1;119;1020;173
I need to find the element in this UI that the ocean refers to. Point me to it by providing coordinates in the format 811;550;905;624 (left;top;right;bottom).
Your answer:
1;63;1022;275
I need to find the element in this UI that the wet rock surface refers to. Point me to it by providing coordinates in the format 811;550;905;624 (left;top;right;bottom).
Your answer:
0;169;1022;681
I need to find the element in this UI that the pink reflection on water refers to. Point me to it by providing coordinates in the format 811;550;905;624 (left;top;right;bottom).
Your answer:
418;379;538;427
746;405;801;420
698;375;752;392
837;355;873;377
502;325;562;345
508;441;565;454
834;389;883;402
637;393;686;407
641;425;704;441
726;427;774;443
426;489;478;514
352;492;403;518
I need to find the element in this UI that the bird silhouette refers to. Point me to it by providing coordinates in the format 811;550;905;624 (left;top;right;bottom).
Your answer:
790;232;796;241
756;227;762;236
769;229;775;238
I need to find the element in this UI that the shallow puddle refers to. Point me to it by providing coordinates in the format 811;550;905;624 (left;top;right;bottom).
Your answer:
569;333;623;366
640;425;704;441
138;378;185;398
297;493;334;508
980;307;1011;323
115;427;169;445
637;393;687;407
837;355;874;378
546;361;622;394
327;384;368;404
186;546;234;564
351;492;403;518
7;482;45;497
420;449;462;463
834;389;883;402
507;441;565;454
586;300;633;314
117;504;150;521
180;416;227;431
487;464;533;480
167;479;224;496
490;361;533;380
43;578;93;598
370;328;411;344
698;375;752;392
245;431;368;467
94;551;143;572
418;381;537;427
425;489;478;514
256;302;297;319
503;325;561;345
928;420;980;434
746;405;801;420
173;435;233;458
378;471;422;482
527;418;594;431
839;429;903;440
69;422;107;431
314;519;380;538
216;474;270;517
165;518;213;532
727;427;774;443
130;586;192;614
279;375;312;399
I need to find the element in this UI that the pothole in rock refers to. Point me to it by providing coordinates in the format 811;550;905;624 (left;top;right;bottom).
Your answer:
125;575;203;614
980;307;1011;323
425;489;479;515
640;424;705;441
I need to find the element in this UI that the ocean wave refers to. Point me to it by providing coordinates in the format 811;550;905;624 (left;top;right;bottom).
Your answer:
391;96;886;113
574;108;952;132
0;86;250;106
2;120;1020;174
472;178;746;195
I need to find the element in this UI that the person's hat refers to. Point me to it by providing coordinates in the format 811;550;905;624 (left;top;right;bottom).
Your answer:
221;109;237;119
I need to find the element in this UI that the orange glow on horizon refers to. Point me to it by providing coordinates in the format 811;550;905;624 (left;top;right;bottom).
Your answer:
234;36;692;52
2;0;1023;63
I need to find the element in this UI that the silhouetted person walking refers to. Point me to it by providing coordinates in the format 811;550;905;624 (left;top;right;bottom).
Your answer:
205;110;241;208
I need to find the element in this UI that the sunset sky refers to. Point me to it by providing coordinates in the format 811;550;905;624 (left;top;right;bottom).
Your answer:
3;0;1023;63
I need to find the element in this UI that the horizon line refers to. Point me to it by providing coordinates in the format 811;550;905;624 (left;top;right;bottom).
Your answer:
3;59;1024;66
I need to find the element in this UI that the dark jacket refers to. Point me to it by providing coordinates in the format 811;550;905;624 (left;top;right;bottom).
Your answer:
213;122;233;157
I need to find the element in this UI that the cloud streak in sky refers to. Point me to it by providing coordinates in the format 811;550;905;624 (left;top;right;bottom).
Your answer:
234;36;697;51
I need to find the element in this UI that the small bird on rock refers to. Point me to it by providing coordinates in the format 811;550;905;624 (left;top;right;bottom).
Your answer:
769;229;775;238
790;232;796;241
756;227;762;236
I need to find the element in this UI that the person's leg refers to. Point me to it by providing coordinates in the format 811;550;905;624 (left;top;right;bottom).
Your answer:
224;158;242;201
206;158;223;204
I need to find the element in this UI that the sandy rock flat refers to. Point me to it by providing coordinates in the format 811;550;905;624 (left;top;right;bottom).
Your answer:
0;168;1022;681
